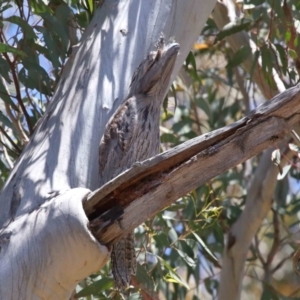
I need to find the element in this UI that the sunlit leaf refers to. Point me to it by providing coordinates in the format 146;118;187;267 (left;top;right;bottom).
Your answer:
271;149;281;166
173;246;196;267
288;49;297;59
277;165;292;180
87;0;94;14
157;256;190;289
289;143;300;153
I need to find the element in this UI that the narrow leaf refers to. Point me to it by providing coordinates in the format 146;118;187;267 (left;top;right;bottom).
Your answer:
171;83;178;111
174;247;196;267
271;149;281;166
6;16;36;40
214;18;252;44
0;43;26;56
0;78;19;110
226;46;251;69
289;143;300;153
136;264;154;291
75;277;114;297
193;232;218;261
249;50;260;80
274;43;287;75
158;256;190;290
0;111;13;129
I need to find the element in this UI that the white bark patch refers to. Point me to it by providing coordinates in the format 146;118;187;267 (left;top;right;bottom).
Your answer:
0;188;109;300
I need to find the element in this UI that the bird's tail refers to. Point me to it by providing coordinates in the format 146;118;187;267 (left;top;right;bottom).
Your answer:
111;232;136;294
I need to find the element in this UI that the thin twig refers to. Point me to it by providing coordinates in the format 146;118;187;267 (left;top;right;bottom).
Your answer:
266;209;280;266
291;130;300;147
271;252;293;274
25;87;42;117
0;132;13;169
254;235;265;266
266;0;275;41
2;77;29;144
0;34;33;135
0;138;19;156
0;127;21;154
4;102;29;145
233;67;250;114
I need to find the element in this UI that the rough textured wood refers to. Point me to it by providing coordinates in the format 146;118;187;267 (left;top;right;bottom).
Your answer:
85;84;300;244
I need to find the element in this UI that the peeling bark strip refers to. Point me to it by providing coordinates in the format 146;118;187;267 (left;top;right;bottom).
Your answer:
85;84;300;244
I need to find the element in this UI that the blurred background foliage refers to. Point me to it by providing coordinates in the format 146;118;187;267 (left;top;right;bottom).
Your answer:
1;0;300;299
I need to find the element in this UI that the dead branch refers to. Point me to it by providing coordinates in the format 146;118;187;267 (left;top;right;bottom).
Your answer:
85;84;300;245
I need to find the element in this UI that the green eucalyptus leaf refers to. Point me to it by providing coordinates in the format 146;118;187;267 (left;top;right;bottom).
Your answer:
274;43;288;75
75;277;114;297
153;231;170;248
0;43;26;57
158;257;190;290
214;18;252;44
135;263;154;291
185;51;198;77
0;3;12;13
193;232;218;261
226;46;252;69
0;111;13;129
0;56;11;83
6;16;36;40
249;49;260;79
128;293;142;300
40;12;70;51
0;78;19;110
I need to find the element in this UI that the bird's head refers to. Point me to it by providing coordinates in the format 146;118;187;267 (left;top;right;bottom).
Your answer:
129;40;180;98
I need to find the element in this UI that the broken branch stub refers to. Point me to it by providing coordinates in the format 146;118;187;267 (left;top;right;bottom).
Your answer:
85;84;300;245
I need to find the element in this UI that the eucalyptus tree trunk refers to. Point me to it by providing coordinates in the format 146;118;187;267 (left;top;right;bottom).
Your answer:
0;1;217;299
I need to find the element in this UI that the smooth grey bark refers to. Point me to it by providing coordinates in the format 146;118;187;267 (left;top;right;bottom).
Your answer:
0;1;217;299
0;189;109;300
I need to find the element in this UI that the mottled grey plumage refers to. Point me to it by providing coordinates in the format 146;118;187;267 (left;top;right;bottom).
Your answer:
99;40;179;292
